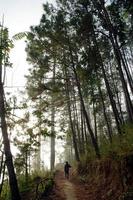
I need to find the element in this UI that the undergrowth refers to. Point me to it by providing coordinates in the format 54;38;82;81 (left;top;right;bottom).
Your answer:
74;124;133;200
0;169;54;200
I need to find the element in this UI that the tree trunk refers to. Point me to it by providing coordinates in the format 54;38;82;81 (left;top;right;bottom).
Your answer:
121;47;133;94
96;0;133;122
88;17;122;135
71;83;84;155
50;107;55;171
83;112;89;148
50;61;56;171
67;35;101;158
80;104;85;154
101;64;122;134
98;83;112;142
0;152;4;179
0;161;5;196
64;67;80;162
0;83;21;200
36;134;41;171
109;62;125;124
91;89;98;142
25;151;28;184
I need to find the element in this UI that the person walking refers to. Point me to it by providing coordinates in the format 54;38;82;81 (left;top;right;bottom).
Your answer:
64;161;71;179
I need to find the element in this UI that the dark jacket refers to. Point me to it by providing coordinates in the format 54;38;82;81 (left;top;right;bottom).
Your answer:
64;163;71;173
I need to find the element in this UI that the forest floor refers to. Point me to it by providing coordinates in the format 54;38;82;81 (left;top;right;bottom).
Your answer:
21;170;88;200
45;170;90;200
44;168;123;200
21;167;125;199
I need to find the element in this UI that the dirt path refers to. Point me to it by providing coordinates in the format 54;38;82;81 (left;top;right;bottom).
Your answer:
45;168;123;200
48;170;77;200
63;180;77;200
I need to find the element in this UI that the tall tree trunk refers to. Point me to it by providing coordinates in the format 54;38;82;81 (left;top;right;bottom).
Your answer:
0;83;21;200
71;82;84;155
50;61;56;171
0;152;4;179
83;112;89;148
66;36;100;158
96;0;133;122
109;63;125;124
36;97;42;171
25;151;28;184
50;105;55;171
0;26;21;200
121;47;133;94
101;63;122;134
129;46;133;67
0;153;5;196
36;134;41;171
73;104;82;155
64;67;80;162
91;89;98;142
88;16;122;134
0;161;5;196
98;83;112;142
80;104;85;154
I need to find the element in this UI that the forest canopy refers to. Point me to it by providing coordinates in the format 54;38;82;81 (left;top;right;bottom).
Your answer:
25;0;133;161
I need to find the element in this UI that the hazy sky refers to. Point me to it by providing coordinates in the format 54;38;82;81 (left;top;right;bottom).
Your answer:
0;0;54;88
0;0;55;35
0;0;64;168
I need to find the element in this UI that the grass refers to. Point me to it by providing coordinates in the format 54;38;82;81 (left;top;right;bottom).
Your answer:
0;169;54;200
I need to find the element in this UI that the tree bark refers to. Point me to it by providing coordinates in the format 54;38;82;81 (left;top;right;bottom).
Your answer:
0;83;21;200
50;60;56;171
95;0;133;122
98;83;112;142
87;15;122;135
0;26;21;199
121;47;133;94
0;161;5;196
64;67;80;162
66;34;101;158
80;104;85;154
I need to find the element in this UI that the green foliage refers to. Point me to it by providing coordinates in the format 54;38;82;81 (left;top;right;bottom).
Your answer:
31;168;52;180
24;0;133;164
18;175;32;193
0;180;11;200
29;170;54;198
12;32;28;40
99;124;133;157
0;170;54;200
78;124;133;162
0;26;13;68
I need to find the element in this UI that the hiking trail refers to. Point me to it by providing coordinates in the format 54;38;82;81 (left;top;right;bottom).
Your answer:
63;179;77;200
48;170;77;200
